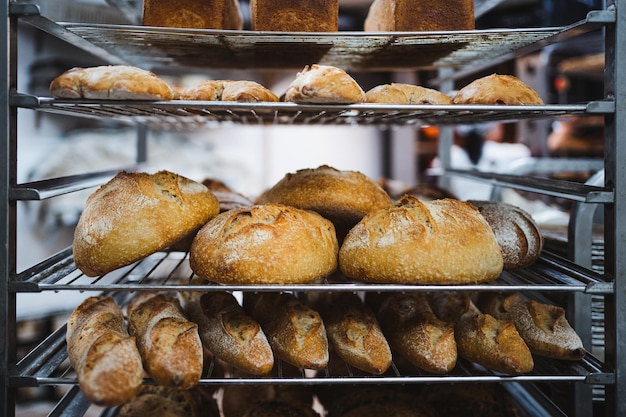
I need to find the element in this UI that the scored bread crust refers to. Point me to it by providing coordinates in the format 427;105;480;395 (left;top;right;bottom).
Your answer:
189;203;339;285
73;170;220;277
339;195;503;285
284;65;365;104
66;296;144;406
453;73;544;105
50;65;176;100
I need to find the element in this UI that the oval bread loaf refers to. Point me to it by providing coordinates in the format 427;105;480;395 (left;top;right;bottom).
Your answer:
284;64;365;104
339;195;503;284
66;296;144;406
190;203;338;285
453;73;544;105
73;170;220;277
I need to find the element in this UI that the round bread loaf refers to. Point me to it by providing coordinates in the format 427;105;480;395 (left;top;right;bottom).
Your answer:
339;195;503;284
468;200;543;270
256;165;393;241
453;73;544;105
189;203;339;285
73;170;220;277
284;64;365;104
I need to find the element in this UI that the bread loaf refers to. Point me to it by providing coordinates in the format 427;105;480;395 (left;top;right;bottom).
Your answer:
127;292;203;389
249;0;338;32
189;203;338;285
117;385;220;417
453;74;544;105
479;292;586;360
66;296;143;406
246;292;329;370
184;291;274;375
312;292;392;374
468;200;544;270
178;80;279;102
142;0;243;29
73;170;220;277
339;195;503;284
365;83;452;105
364;0;475;31
50;65;176;100
284;65;365;104
375;293;457;374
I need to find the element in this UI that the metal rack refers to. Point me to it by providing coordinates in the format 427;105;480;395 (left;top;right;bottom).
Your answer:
2;1;625;416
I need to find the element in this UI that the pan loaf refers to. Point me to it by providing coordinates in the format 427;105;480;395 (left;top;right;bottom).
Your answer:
142;0;243;29
66;296;143;406
189;203;338;285
284;65;365;104
127;292;204;389
50;65;176;100
73;170;220;277
364;0;475;31
453;74;544;105
249;0;338;32
339;195;503;284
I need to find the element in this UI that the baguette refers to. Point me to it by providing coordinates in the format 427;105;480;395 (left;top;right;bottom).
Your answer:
66;296;143;406
246;292;329;370
184;291;274;375
127;292;203;389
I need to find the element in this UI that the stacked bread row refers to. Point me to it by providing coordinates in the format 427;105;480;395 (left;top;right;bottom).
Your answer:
142;0;475;32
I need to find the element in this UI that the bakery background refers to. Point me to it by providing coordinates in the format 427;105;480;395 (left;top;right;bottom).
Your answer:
8;0;612;416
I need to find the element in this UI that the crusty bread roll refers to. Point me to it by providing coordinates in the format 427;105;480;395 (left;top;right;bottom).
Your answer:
339;195;503;285
50;65;176;100
142;0;243;29
184;290;274;375
246;292;329;370
365;83;452;105
189;203;338;285
250;0;338;31
117;385;220;417
73;170;220;277
453;74;544;105
178;80;279;102
66;296;143;406
256;165;393;242
127;292;203;389
284;65;365;104
312;292;392;374
364;0;475;31
468;200;544;270
479;292;586;360
375;293;457;374
177;80;228;101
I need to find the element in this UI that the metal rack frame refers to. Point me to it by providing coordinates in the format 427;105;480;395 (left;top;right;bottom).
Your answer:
2;1;625;416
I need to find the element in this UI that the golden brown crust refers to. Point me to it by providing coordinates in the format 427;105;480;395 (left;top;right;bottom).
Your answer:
142;0;243;29
73;170;220;277
222;80;280;102
189;203;338;285
313;292;392;374
255;165;393;240
250;0;338;31
364;0;475;31
178;80;227;101
127;292;203;389
339;195;503;285
66;296;143;406
479;292;586;360
453;74;544;105
185;291;274;375
364;84;409;104
50;65;176;100
284;65;365;104
391;83;453;104
376;293;457;374
468;200;544;270
247;292;329;370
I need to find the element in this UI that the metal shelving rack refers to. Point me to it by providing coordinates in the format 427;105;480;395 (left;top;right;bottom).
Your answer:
1;1;625;416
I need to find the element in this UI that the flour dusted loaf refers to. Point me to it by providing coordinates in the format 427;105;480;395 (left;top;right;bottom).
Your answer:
142;0;243;29
256;165;393;241
250;0;338;32
50;65;176;100
284;65;365;104
73;170;220;277
365;83;453;105
364;0;475;31
339;195;503;284
66;296;143;406
189;203;338;284
468;200;544;270
453;74;544;105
